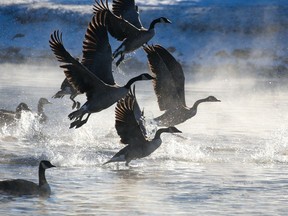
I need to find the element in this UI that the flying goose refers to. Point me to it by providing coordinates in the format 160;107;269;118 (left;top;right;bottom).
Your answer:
0;102;31;126
0;160;56;197
144;44;221;127
52;13;116;109
49;18;154;129
52;78;80;109
103;87;181;166
93;0;171;66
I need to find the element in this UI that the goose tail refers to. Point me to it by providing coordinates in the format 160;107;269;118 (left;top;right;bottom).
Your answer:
103;155;125;165
102;160;112;165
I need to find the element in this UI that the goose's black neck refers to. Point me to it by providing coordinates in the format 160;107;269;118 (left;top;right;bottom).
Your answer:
124;75;142;89
38;164;47;187
190;98;207;113
38;101;44;115
154;128;170;139
149;18;161;30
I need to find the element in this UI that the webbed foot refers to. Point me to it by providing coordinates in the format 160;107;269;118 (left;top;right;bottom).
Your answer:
69;120;81;129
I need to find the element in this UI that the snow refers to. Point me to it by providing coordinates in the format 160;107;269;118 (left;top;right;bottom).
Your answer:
0;0;287;79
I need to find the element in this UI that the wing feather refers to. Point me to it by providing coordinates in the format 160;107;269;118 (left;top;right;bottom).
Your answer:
112;0;143;29
81;15;115;85
49;30;106;95
93;0;139;41
153;45;186;107
115;86;147;145
144;45;185;111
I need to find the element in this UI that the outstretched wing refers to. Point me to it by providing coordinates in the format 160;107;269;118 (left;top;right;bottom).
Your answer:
49;30;107;96
93;0;140;41
153;45;186;107
81;15;115;85
144;45;186;111
112;0;143;29
115;86;147;145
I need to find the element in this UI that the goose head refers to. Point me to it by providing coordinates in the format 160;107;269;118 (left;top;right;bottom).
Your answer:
40;160;56;170
167;126;182;133
125;73;155;88
205;96;221;102
149;17;171;29
139;73;155;81
159;17;172;24
39;98;52;105
16;103;31;112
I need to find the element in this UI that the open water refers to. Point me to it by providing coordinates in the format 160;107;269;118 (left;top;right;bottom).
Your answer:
0;64;288;215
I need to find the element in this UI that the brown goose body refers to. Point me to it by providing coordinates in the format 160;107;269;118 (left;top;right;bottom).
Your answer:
144;44;221;127
52;78;80;109
93;0;171;66
104;87;181;166
37;98;52;124
49;17;154;129
0;160;55;197
52;11;116;109
0;103;31;126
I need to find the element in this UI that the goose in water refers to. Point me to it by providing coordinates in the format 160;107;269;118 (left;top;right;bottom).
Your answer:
0;160;55;197
103;87;181;166
0;102;31;126
52;78;80;109
144;44;221;127
49;17;154;129
51;14;116;110
93;0;171;66
37;98;52;123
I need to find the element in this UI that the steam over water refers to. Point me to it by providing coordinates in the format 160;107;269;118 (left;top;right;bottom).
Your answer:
1;64;288;215
1;0;288;215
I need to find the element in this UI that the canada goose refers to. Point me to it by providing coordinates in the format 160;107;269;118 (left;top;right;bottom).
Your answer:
49;18;154;129
52;78;80;109
0;102;31;126
103;87;182;166
37;98;52;123
51;14;116;109
93;0;171;66
0;160;55;197
144;44;221;127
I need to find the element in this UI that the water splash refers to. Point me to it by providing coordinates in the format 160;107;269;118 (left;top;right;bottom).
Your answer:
251;125;288;164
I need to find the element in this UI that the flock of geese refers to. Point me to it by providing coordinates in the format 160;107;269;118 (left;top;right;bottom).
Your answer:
0;0;220;197
0;98;52;127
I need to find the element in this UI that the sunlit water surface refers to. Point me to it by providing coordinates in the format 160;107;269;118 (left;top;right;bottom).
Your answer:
1;64;288;215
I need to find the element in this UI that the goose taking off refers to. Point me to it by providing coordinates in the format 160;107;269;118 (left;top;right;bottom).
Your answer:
144;45;221;127
37;98;52;123
0;102;31;126
0;160;56;197
49;17;154;129
52;78;80;109
52;13;116;110
103;87;181;166
93;0;171;66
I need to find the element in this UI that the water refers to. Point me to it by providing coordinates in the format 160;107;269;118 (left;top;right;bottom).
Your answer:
0;64;288;215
